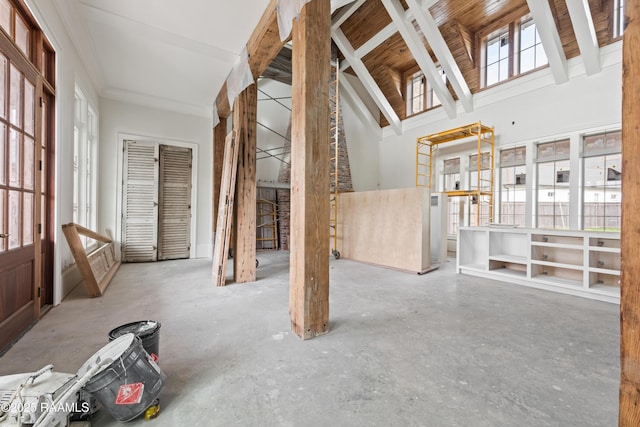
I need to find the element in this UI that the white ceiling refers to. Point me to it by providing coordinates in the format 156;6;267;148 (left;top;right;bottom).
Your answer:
53;0;271;117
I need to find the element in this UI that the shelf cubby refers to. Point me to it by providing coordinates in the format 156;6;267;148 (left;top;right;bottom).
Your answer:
457;227;620;303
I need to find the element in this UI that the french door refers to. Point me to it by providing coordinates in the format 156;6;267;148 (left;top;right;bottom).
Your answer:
0;0;55;354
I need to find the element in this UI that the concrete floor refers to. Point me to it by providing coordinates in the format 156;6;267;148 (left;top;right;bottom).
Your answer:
0;252;619;426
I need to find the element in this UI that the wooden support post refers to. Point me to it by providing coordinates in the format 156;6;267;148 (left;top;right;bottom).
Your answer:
213;118;227;232
233;85;258;283
289;0;331;340
620;3;639;426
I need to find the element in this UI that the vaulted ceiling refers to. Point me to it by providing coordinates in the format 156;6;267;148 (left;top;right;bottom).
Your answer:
53;0;619;125
332;0;617;134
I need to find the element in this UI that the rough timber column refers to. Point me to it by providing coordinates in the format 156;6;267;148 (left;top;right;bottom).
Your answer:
289;0;331;339
620;2;640;425
233;85;258;283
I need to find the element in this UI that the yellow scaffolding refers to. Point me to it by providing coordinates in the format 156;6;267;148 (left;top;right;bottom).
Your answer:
256;199;278;250
416;121;495;226
329;59;340;259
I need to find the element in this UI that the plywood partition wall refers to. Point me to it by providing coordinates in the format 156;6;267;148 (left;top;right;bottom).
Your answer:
337;188;431;273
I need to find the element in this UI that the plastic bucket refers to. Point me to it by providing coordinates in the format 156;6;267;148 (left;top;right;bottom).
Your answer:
108;320;161;362
78;333;166;422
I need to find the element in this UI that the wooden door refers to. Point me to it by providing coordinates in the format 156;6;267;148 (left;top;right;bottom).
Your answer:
122;141;159;262
158;145;192;260
0;54;39;352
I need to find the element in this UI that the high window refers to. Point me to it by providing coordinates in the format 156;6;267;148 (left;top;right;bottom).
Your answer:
406;67;444;116
485;27;510;86
468;152;492;226
613;0;626;38
536;140;571;229
499;146;527;226
73;88;98;247
519;19;547;74
442;157;460;234
483;16;548;87
582;131;622;231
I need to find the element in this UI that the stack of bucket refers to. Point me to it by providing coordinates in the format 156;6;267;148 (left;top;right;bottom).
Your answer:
77;321;164;422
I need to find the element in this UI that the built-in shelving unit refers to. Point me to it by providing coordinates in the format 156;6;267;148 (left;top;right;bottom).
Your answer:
457;226;620;303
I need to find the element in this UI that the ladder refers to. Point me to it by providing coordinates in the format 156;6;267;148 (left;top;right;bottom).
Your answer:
256;199;278;250
329;58;340;259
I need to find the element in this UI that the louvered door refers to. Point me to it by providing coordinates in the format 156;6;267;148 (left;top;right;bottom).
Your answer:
122;141;159;262
158;145;192;260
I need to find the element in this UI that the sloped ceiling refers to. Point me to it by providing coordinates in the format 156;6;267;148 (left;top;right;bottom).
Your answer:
53;0;271;117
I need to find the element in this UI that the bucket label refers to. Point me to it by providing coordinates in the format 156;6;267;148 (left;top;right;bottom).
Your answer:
115;382;145;405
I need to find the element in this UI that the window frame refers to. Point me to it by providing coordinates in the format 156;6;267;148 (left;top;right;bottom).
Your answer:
405;66;445;117
535;139;571;230
73;87;98;249
582;130;622;232
480;11;549;89
499;146;527;226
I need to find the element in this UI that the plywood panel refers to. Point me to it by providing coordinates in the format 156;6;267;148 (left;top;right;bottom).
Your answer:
338;188;430;272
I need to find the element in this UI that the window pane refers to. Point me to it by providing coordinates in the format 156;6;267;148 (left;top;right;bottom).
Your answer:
9;64;22;127
0;54;6;119
499;35;509;59
487;38;499;64
23;135;33;190
40;193;45;239
9;129;20;187
0;0;10;36
24;79;34;135
520;47;535;73
486;63;499;86
14;14;29;57
499;59;509;81
535;43;548;68
8;189;20;249
23;192;32;245
521;20;535;49
0;122;5;185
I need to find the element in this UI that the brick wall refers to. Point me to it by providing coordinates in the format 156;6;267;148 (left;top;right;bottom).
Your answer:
276;44;352;250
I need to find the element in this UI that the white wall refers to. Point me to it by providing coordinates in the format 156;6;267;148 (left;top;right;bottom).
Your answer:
27;0;101;303
379;43;623;190
98;98;213;259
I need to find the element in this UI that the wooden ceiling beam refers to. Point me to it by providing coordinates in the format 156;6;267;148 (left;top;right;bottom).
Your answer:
355;22;396;59
526;0;568;84
333;27;403;135
565;0;601;75
405;0;472;113
381;0;457;118
214;0;287;119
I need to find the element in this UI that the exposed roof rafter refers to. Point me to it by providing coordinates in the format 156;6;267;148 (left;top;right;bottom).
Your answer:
381;0;457;118
526;0;568;84
333;27;403;135
405;0;473;113
566;0;601;75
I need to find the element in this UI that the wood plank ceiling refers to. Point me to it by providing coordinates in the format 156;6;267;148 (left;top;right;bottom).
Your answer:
316;0;618;128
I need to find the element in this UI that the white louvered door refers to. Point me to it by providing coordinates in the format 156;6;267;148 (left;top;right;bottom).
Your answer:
158;145;192;260
122;141;159;262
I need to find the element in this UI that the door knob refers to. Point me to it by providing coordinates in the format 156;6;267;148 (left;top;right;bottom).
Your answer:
0;233;9;238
